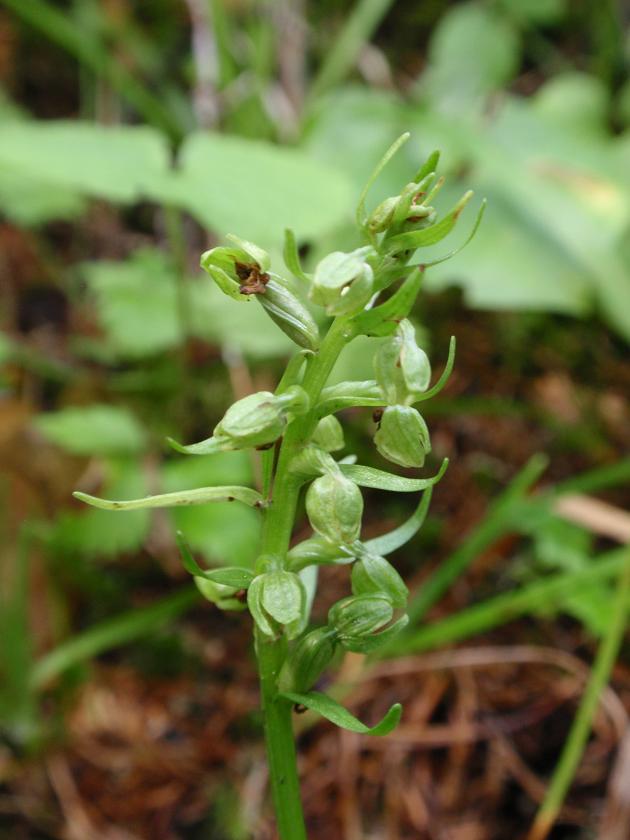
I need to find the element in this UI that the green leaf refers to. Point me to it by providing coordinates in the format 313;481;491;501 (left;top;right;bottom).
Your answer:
385;191;473;254
0;121;171;203
35;405;147;456
175;532;254;588
280;691;402;736
356;131;410;227
339;458;448;492
352;266;424;337
82;249;181;359
352;554;408;608
364;488;433;556
415;336;456;402
424;3;520;108
173;132;354;245
73;484;263;511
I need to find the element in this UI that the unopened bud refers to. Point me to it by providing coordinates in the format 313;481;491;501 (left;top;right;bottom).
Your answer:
311;415;345;452
284;627;337;692
248;570;306;639
367;196;399;234
374;319;431;405
328;594;393;638
287;535;355;571
374;405;431;468
310;247;375;316
216;387;308;449
257;277;320;351
306;472;363;545
352;553;408;608
195;577;247;611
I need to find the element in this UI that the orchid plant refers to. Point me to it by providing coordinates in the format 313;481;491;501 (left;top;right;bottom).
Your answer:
74;134;483;839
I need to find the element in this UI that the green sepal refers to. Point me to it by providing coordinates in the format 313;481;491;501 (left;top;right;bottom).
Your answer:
311;415;345;452
310;247;375;315
352;554;408;608
287;536;356;572
306;472;364;545
73;484;264;510
364;488;433;556
374;405;431;468
374;319;431;405
225;233;270;271
282;627;337;693
290;445;339;480
339;458;449;492
280;690;402;737
316;380;384;418
385;191;473;255
340;614;409;653
351;267;424;337
328;594;393;638
261;570;306;629
283;229;311;283
195;577;248;611
247;575;278;637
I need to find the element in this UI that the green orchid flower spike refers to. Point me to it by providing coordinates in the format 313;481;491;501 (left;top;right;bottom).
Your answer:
73;133;483;840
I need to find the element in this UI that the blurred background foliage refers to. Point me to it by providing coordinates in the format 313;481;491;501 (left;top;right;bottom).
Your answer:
1;1;630;838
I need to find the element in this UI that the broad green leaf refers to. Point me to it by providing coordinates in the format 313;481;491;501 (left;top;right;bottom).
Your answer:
173;132;354;246
280;690;402;736
0;166;85;226
73;484;263;511
497;0;567;24
0;121;171;203
423;3;520;109
340;458;448;492
82;250;181;359
35;405;147;456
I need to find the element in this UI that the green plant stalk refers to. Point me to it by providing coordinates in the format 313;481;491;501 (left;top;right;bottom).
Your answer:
255;315;351;838
527;547;630;840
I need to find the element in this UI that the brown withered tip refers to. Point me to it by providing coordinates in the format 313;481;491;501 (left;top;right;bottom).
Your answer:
235;589;247;602
293;703;307;714
235;261;269;295
372;408;383;424
255;441;275;451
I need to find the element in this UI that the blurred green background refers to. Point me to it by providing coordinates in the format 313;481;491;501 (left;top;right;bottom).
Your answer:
1;1;630;838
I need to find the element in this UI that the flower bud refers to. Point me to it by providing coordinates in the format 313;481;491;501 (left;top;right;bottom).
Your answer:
195;577;247;611
306;472;363;545
215;387;308;449
328;594;393;638
311;415;345;452
374;319;431;405
351;554;408;608
310;247;375;316
201;238;270;301
284;627;337;692
257;277;320;351
248;570;306;639
374;405;431;468
216;391;286;448
287;535;355;572
367;196;399;234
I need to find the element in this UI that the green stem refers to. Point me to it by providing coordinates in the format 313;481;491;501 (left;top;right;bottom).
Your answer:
256;630;307;840
527;547;630;840
255;314;351;837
